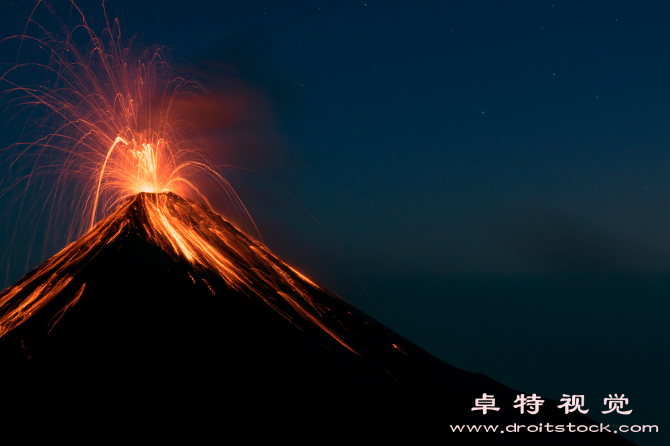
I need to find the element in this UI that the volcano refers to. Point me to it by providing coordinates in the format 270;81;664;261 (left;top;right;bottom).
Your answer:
0;193;633;443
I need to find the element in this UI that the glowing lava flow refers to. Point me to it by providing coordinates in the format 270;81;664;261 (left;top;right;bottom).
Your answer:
141;193;356;353
0;3;356;354
0;193;356;353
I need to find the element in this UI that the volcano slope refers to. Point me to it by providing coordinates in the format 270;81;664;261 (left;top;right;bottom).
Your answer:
0;193;632;443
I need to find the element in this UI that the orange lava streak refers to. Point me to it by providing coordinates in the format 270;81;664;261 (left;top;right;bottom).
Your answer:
139;193;356;353
0;197;135;337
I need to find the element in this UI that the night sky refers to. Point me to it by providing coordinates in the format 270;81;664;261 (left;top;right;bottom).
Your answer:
1;1;668;443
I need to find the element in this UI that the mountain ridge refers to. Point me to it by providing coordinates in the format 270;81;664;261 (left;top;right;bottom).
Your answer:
0;192;634;443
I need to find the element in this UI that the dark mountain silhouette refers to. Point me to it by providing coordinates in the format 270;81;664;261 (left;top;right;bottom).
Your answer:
0;193;634;444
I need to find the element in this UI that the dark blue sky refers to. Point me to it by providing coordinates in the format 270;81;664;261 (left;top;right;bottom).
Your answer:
1;2;668;443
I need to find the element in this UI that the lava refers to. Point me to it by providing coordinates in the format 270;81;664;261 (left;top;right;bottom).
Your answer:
0;192;356;353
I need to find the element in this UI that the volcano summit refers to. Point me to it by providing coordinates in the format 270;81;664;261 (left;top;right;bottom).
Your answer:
0;193;633;443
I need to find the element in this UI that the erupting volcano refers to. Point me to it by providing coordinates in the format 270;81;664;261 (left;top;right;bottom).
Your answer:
0;3;635;443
